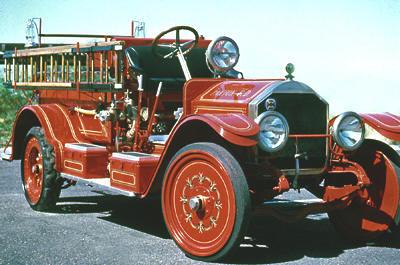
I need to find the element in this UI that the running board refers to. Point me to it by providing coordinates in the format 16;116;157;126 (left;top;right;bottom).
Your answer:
60;173;136;197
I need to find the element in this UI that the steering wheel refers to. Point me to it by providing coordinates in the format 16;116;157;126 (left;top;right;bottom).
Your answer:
152;26;199;59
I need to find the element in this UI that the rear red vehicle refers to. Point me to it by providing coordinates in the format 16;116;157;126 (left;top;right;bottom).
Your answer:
1;23;400;261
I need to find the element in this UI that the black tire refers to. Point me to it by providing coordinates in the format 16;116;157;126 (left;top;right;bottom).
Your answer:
161;142;251;262
21;127;62;211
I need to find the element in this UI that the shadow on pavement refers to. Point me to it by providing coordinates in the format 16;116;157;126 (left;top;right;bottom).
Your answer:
56;194;170;239
55;195;400;264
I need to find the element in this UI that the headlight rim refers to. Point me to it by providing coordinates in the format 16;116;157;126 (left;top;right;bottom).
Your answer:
332;111;365;151
255;111;290;153
205;36;240;72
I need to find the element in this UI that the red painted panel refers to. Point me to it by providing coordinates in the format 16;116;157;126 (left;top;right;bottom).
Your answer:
11;104;112;170
183;79;221;116
109;154;159;194
63;145;108;179
191;80;280;115
360;113;400;141
202;114;259;137
179;115;258;146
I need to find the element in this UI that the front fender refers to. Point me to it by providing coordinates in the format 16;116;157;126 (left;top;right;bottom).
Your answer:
360;112;400;141
178;114;259;147
142;113;259;197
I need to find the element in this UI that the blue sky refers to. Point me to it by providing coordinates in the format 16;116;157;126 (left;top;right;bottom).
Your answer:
0;0;399;115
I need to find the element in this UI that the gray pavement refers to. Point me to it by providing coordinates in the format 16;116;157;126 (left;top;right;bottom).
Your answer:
0;160;399;265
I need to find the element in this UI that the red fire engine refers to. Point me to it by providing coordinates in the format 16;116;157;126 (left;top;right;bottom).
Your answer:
1;21;400;261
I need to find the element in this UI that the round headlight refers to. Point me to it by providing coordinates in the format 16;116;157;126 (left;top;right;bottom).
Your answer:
255;111;289;152
332;112;365;151
206;36;239;72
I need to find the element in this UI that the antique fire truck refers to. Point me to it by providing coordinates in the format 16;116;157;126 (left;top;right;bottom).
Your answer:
1;24;400;261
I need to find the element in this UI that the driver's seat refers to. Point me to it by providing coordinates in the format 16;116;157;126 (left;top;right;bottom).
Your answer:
125;46;212;91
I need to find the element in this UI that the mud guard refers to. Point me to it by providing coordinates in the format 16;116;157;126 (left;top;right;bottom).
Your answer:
360;113;400;221
360;112;400;141
142;113;259;197
179;114;259;146
11;104;87;170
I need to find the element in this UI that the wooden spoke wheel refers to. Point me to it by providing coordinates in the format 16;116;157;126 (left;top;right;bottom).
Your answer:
162;143;250;261
329;149;400;241
21;127;62;211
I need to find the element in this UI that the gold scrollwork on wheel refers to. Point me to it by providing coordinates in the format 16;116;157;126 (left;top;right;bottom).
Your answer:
181;172;222;233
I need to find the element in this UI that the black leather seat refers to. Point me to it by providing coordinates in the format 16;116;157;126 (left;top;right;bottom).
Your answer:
125;46;212;91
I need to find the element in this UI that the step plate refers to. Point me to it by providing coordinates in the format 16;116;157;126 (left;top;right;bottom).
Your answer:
60;173;136;197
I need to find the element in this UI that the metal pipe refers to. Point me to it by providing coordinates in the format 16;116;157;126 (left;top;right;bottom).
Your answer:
38;18;42;47
177;47;191;81
85;54;89;81
289;134;331;139
146;82;163;136
100;52;103;83
114;51;118;83
134;75;144;151
105;55;108;83
78;57;81;82
91;54;94;82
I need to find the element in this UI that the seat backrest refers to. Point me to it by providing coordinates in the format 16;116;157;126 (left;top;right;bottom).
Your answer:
126;46;212;90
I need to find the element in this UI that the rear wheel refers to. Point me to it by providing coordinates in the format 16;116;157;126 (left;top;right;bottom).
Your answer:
162;142;250;261
21;127;62;211
328;149;400;241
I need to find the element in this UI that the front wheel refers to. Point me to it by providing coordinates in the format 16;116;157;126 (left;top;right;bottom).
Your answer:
21;127;62;211
162;142;250;261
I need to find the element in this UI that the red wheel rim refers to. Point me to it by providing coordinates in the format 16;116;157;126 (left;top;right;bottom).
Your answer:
334;151;400;238
162;150;236;257
23;137;43;205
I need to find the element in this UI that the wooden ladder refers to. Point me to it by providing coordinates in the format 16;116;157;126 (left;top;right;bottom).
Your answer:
3;41;125;91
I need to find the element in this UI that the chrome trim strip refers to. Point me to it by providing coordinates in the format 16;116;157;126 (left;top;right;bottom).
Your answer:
249;80;329;119
249;81;283;119
60;173;136;197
